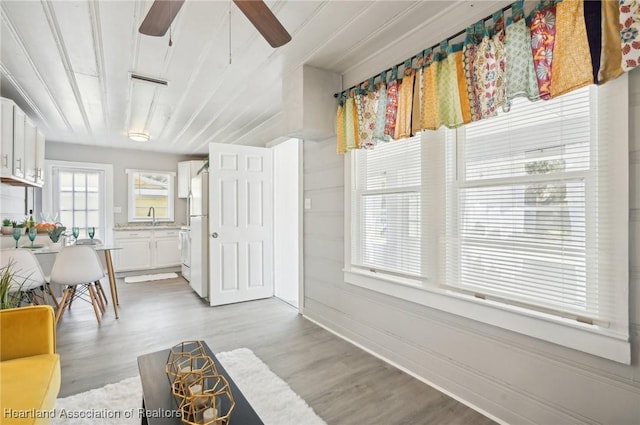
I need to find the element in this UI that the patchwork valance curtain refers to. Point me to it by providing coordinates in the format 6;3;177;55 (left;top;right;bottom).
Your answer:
336;0;640;154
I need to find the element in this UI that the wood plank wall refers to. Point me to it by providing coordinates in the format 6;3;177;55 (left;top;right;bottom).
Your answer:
302;68;640;424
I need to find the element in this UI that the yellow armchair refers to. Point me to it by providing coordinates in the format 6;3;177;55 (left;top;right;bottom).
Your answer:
1;305;61;425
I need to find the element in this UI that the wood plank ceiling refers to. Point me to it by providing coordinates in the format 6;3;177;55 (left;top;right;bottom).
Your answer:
0;0;508;154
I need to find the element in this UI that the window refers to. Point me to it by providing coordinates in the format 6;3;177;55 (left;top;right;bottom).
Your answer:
52;167;105;240
43;161;113;244
448;88;594;320
126;170;175;222
351;136;422;278
345;75;629;363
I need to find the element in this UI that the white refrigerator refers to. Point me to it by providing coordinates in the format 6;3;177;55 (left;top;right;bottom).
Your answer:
189;171;209;298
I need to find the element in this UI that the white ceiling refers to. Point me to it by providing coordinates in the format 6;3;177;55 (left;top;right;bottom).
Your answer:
0;0;508;155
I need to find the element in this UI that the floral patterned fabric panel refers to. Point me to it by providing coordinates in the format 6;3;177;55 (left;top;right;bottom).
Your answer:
345;96;359;150
395;72;415;140
454;50;472;124
506;19;540;101
530;5;557;100
599;0;624;83
336;103;346;154
412;68;423;136
373;83;388;143
384;80;399;139
620;0;640;70
437;54;464;128
359;91;379;149
463;39;482;121
474;33;502;118
493;28;508;112
421;63;441;131
551;0;593;98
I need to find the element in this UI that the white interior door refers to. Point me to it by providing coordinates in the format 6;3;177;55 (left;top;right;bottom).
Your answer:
208;143;273;306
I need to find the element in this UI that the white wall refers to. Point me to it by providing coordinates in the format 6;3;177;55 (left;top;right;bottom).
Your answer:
273;138;301;307
302;68;640;424
45;142;201;226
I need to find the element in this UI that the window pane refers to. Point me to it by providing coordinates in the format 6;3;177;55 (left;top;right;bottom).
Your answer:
360;192;421;275
130;171;173;220
59;171;73;190
464;89;591;181
87;173;99;191
74;192;86;210
74;211;86;230
60;192;73;210
73;173;86;191
87;211;100;229
451;86;593;316
353;136;422;277
87;192;99;210
60;211;73;227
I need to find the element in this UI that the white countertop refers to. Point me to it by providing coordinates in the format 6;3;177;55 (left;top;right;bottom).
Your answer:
113;224;183;231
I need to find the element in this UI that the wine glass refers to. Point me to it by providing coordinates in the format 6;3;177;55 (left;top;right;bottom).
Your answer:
28;227;37;248
72;226;79;242
12;227;21;248
88;227;95;240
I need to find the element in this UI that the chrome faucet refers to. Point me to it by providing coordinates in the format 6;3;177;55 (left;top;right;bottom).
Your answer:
147;206;156;226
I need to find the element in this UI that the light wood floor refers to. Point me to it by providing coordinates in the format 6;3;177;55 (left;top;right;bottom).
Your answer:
55;277;496;425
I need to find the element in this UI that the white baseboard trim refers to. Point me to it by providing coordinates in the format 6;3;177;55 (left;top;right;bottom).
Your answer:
303;314;508;425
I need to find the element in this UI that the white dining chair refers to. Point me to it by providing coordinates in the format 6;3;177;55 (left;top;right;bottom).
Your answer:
71;239;108;309
49;245;106;325
0;248;57;307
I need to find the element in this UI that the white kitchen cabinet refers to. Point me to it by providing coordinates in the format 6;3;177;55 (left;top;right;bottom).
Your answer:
113;228;181;272
35;130;45;185
1;99;13;177
23;117;36;183
0;97;45;187
12;106;25;180
177;160;205;198
113;230;152;272
153;229;181;268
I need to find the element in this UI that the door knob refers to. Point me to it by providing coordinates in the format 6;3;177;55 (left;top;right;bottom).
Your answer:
211;232;218;238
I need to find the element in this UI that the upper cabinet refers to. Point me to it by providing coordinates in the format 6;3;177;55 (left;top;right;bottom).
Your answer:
177;160;205;198
0;97;45;187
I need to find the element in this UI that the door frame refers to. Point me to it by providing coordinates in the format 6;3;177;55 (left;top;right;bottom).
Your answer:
267;137;304;314
42;160;114;246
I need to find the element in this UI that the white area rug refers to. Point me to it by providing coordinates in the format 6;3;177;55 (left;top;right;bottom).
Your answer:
51;348;325;425
123;272;178;284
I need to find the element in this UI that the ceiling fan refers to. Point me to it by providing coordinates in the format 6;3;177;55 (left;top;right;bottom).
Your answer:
138;0;291;48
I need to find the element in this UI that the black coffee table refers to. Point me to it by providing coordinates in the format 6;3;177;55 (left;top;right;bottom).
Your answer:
137;341;264;425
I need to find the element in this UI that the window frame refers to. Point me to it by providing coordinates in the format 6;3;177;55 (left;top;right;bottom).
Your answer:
350;135;424;280
126;169;176;223
43;160;114;246
343;75;630;364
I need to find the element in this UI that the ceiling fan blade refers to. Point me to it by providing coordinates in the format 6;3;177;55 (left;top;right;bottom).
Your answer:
139;0;185;37
233;0;291;48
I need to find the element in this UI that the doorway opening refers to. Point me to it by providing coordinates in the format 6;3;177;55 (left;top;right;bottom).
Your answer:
273;138;302;309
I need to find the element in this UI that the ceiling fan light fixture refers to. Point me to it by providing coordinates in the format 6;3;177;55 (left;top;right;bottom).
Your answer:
128;132;150;142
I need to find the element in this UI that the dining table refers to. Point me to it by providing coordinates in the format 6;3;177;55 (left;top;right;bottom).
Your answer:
27;244;122;319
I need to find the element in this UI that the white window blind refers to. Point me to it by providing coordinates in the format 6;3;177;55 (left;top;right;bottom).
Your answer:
352;136;422;277
446;83;627;335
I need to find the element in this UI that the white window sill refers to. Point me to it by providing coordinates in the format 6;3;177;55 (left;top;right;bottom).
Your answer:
343;268;630;364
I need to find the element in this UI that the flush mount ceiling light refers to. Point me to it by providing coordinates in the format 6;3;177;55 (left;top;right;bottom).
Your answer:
128;132;150;142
